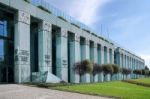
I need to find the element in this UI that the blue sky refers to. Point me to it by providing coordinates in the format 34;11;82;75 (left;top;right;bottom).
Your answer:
46;0;150;68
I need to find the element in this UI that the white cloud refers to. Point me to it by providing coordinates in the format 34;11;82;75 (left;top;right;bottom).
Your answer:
45;0;111;26
140;54;150;68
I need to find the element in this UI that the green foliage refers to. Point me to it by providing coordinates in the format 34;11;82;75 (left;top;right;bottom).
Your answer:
102;64;113;75
73;59;93;76
142;69;149;75
92;63;103;76
55;81;150;99
133;69;142;75
145;66;149;70
124;78;150;87
131;77;150;84
81;59;93;74
112;64;120;74
121;68;132;75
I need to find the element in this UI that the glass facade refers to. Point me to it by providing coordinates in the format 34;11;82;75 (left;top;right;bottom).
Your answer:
0;10;14;83
30;22;39;72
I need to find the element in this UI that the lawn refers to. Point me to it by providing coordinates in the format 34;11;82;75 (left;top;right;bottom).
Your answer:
130;77;150;84
54;81;150;99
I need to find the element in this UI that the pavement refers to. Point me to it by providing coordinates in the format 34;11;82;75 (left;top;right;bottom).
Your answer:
0;84;114;99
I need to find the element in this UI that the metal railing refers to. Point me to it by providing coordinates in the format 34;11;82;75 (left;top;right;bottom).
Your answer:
29;0;143;59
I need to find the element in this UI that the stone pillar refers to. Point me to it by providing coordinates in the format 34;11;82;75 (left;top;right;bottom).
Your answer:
105;47;111;81
112;49;114;64
14;10;30;83
56;28;68;82
38;21;52;73
101;45;104;64
123;54;126;79
107;48;110;64
126;56;128;69
133;59;136;78
104;46;108;64
131;58;133;78
89;41;94;82
84;39;90;83
69;34;80;83
93;43;98;82
98;45;104;82
117;53;123;80
97;45;101;64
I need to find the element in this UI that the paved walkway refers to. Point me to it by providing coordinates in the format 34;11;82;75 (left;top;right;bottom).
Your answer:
0;84;113;99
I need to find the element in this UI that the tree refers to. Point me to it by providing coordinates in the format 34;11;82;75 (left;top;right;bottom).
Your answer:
102;64;113;78
133;69;142;78
73;59;93;82
111;64;120;80
145;66;149;70
142;69;149;77
121;68;132;80
92;63;103;82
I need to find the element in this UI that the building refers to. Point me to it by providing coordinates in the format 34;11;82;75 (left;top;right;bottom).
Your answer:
0;0;145;83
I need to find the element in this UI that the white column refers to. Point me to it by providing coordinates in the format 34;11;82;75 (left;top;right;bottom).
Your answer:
117;52;123;80
98;45;104;82
101;45;104;64
84;39;90;83
14;10;30;83
105;47;110;81
107;48;110;63
112;49;114;64
69;34;80;83
93;43;98;82
38;21;52;73
56;28;68;82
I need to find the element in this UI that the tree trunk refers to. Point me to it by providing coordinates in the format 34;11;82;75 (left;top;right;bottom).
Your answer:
93;75;95;83
111;75;113;81
79;74;82;83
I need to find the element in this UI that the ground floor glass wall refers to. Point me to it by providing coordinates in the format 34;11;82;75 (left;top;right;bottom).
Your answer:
0;10;14;83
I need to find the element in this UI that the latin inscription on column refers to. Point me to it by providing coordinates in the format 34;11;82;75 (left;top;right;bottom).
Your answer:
43;21;51;32
18;10;30;24
75;34;80;42
85;39;89;45
61;28;67;38
45;55;51;64
14;49;29;65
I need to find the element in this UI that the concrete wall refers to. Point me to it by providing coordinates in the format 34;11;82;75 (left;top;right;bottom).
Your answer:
0;0;145;83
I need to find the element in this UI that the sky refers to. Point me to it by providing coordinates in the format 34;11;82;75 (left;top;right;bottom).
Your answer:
45;0;150;68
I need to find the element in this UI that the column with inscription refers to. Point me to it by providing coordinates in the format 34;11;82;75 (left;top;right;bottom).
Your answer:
14;10;30;83
56;28;68;82
38;21;52;73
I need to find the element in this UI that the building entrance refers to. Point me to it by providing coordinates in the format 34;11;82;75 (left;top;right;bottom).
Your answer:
0;9;14;83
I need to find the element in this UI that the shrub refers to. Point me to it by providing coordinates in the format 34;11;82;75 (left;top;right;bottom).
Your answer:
92;63;103;82
112;64;120;74
111;64;120;80
102;64;113;76
142;69;149;76
92;63;103;76
73;59;93;82
81;59;93;74
121;68;132;80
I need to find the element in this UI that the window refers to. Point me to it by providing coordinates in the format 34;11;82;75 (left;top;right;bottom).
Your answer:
0;21;7;37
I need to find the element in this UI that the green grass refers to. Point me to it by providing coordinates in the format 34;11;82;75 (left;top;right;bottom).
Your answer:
131;78;150;84
54;81;150;99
